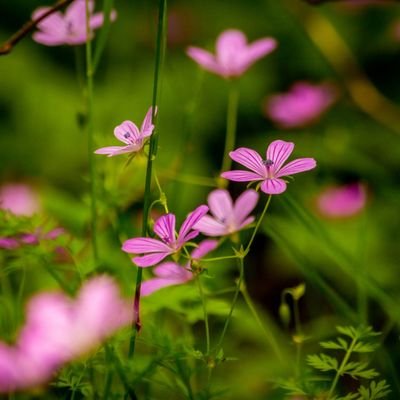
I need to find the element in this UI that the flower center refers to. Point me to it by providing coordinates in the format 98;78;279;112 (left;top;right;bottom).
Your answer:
124;132;130;139
263;159;275;178
263;159;274;167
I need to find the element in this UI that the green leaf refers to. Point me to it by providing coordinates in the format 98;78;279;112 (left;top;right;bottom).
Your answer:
320;339;348;351
307;353;338;372
358;380;391;400
342;361;379;380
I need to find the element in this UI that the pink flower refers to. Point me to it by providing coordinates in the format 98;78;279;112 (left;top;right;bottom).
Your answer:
32;0;117;46
0;276;131;393
141;239;218;296
95;107;156;157
317;183;366;218
265;82;336;129
194;189;259;236
0;184;40;216
186;29;277;79
221;140;317;195
0;228;65;250
122;205;209;267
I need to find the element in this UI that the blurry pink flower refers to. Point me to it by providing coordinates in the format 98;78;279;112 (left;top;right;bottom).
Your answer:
221;140;317;195
141;239;218;296
265;82;336;129
95;107;156;157
0;184;40;216
194;189;259;236
187;29;277;79
317;183;366;218
0;276;131;393
0;228;64;250
32;0;117;46
122;205;209;267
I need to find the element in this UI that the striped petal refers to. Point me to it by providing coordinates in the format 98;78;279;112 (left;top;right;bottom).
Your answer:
260;178;287;195
221;170;262;182
276;158;317;178
114;121;140;144
153;214;176;243
266;140;294;172
122;237;171;254
229;148;266;176
178;205;208;245
132;252;170;267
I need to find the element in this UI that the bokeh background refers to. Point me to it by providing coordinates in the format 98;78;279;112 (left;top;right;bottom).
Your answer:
1;0;400;398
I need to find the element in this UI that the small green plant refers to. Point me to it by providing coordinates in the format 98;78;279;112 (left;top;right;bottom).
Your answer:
279;326;390;400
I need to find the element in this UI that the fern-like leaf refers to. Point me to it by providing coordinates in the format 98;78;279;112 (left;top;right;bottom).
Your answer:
307;353;338;372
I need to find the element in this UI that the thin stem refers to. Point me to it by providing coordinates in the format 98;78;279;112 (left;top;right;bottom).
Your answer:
215;257;244;354
128;0;167;359
328;334;358;398
220;82;240;181
196;274;211;355
85;0;98;263
293;298;302;379
245;195;272;254
103;345;114;400
241;284;284;363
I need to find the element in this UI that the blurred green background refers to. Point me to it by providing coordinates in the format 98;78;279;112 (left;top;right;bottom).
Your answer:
1;0;400;398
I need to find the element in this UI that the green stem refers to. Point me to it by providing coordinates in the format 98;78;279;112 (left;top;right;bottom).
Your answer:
328;334;358;399
85;0;98;263
245;195;272;254
220;82;240;181
215;257;244;354
196;274;210;355
128;0;167;360
241;284;284;363
293;298;302;379
103;344;114;400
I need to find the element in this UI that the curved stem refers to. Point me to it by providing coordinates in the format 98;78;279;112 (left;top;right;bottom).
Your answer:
220;82;240;182
128;0;167;359
85;0;98;263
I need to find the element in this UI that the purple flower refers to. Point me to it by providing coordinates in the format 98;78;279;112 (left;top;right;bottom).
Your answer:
141;239;218;296
0;228;65;250
122;205;209;267
317;183;366;218
0;276;131;393
194;189;259;236
95;107;156;157
186;29;277;79
221;140;317;195
32;0;117;46
265;82;336;129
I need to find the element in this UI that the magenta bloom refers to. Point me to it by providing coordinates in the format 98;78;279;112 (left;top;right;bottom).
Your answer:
0;276;131;393
265;82;336;129
317;183;366;218
141;239;218;296
221;140;317;195
187;29;277;79
122;205;209;267
95;107;156;157
0;184;40;216
194;189;259;236
32;0;117;46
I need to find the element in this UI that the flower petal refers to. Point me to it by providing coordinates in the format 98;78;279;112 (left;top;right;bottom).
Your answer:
65;0;94;29
276;158;317;178
32;32;66;46
194;215;227;237
178;205;209;245
140;106;156;138
208;189;233;221
90;10;117;30
220;170;262;182
261;178;287;195
114;121;140;144
191;239;218;259
186;47;222;75
122;237;171;254
216;29;247;74
132;252;170;267
233;189;259;225
94;145;135;156
229;147;266;176
153;214;176;243
244;38;277;67
153;262;185;278
32;8;65;35
266;140;294;172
